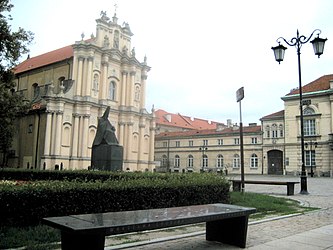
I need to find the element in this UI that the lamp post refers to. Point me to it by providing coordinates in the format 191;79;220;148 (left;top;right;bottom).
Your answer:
199;146;208;172
305;140;318;177
272;29;327;194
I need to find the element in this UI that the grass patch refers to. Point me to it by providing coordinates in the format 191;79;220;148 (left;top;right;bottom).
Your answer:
0;224;60;250
230;191;318;219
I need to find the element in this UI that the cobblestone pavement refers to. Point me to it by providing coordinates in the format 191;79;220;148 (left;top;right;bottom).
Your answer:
106;175;333;250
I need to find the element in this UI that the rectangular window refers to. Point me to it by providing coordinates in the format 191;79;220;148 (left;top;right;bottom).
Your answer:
203;139;208;146
250;157;258;168
175;141;180;147
174;157;180;167
162;142;168;147
188;157;193;168
304;119;316;136
272;130;278;138
202;156;208;168
189;140;193;147
217;139;223;145
305;150;316;167
251;137;258;144
234;138;240;145
233;158;240;168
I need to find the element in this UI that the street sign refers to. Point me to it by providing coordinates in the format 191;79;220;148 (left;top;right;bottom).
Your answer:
236;87;244;102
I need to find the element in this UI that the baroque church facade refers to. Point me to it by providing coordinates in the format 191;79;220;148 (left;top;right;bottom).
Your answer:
10;11;156;171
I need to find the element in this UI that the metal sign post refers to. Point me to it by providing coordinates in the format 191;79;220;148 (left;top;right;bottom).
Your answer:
236;87;245;193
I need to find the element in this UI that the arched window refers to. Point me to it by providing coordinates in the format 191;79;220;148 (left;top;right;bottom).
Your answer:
109;81;116;100
250;154;258;168
266;125;270;138
216;154;223;168
62;126;71;146
32;83;39;100
272;124;278;138
233;154;240;168
174;155;180;168
113;30;119;49
93;74;99;91
58;76;65;93
188;155;194;168
303;107;315;115
135;86;140;101
162;155;168;167
202;154;208;168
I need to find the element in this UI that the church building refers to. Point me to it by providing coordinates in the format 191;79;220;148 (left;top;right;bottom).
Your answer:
10;11;156;171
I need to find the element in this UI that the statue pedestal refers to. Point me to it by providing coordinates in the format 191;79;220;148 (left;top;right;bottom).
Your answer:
91;144;123;171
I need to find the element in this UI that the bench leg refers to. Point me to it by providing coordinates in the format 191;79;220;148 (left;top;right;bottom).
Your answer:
61;231;105;250
287;184;295;196
206;215;250;248
233;181;241;192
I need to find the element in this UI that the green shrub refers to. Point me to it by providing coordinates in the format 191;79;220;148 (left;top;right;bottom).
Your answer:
0;172;230;226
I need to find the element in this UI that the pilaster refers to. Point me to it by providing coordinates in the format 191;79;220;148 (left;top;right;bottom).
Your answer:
121;71;128;106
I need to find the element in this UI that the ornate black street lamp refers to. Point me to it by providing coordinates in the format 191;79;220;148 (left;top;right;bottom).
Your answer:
272;29;327;194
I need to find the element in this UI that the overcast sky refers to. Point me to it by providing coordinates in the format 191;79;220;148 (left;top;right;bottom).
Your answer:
9;0;333;125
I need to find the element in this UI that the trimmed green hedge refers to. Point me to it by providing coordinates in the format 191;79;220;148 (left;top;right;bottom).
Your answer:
0;168;150;182
0;171;230;226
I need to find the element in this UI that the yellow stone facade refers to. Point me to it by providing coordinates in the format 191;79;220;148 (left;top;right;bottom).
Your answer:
10;12;156;171
261;76;333;176
155;124;263;174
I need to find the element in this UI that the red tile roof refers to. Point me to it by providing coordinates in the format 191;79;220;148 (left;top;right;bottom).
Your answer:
260;110;284;120
155;109;221;130
287;74;333;95
155;125;261;139
14;45;74;74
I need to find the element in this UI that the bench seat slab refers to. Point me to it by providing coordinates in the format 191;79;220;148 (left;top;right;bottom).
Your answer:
43;204;255;250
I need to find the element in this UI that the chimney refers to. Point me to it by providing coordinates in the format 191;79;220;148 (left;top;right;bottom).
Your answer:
227;119;232;128
216;123;225;131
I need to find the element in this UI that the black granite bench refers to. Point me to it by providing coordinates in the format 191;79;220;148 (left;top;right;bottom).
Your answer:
231;180;300;195
43;203;256;250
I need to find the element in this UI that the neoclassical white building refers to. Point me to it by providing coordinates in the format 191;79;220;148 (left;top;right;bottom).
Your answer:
261;74;333;176
10;11;156;171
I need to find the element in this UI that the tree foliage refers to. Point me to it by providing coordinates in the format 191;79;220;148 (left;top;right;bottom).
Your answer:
0;0;34;166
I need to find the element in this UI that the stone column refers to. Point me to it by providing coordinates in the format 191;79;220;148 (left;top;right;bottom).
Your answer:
85;57;93;97
54;111;63;156
51;112;57;155
138;122;145;161
118;122;125;146
140;74;148;110
81;115;90;157
44;111;53;155
121;71;128;106
126;122;134;159
78;116;83;157
149;115;156;169
101;57;108;100
128;71;136;106
71;113;80;157
76;57;84;96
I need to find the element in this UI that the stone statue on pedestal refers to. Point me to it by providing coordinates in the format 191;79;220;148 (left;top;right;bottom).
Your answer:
91;106;123;171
